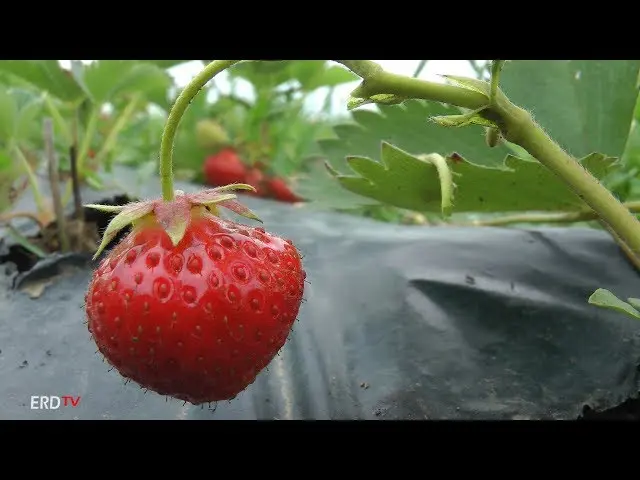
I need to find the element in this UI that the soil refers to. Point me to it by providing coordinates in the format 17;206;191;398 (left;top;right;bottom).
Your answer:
0;194;133;273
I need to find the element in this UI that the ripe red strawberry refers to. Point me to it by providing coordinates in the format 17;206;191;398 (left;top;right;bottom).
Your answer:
84;186;305;404
203;148;247;187
267;177;303;203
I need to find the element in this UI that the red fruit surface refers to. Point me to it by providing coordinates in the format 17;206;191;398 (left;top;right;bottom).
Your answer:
203;148;247;187
267;177;303;203
85;210;305;404
245;168;266;196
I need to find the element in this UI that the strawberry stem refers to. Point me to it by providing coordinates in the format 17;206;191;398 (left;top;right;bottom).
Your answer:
159;60;241;202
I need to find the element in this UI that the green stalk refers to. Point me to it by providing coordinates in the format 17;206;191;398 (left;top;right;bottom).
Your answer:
159;60;241;201
13;144;46;215
78;105;100;171
43;118;70;253
61;104;101;206
336;60;640;256
94;94;141;170
337;60;488;109
471;201;640;226
43;93;73;146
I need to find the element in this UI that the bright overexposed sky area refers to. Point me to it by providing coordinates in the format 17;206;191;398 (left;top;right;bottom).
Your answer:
59;60;483;117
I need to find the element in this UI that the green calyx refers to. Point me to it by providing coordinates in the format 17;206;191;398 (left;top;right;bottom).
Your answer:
86;184;261;260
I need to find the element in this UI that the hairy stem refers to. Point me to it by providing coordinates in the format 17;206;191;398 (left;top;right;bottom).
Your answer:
43;118;70;253
159;60;241;202
513;110;640;255
336;60;640;257
490;60;505;100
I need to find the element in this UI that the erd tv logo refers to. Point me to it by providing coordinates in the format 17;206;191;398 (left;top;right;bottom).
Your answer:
30;395;81;410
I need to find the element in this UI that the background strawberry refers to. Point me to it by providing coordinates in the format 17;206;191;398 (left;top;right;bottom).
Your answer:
85;187;306;404
203;148;247;187
267;177;303;203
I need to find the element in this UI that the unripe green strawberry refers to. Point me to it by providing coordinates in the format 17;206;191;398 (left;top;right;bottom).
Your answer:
196;120;230;151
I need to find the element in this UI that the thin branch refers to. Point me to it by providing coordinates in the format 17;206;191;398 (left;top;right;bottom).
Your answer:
467;201;640;226
43;118;70;253
70;109;83;220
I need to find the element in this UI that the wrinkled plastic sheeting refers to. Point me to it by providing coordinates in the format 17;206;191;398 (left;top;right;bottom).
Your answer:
1;171;640;419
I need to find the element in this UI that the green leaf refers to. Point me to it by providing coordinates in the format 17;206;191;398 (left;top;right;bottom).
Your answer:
0;60;84;102
321;100;511;173
115;64;173;110
0;88;44;146
588;288;640;320
0;148;21;213
443;152;616;212
289;61;328;90
329;146;616;214
304;65;359;90
500;60;640;160
305;98;619;213
0;87;18;141
15;97;44;143
302;99;511;211
228;61;293;90
72;60;133;103
328;143;452;214
72;61;174;109
295;158;378;211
